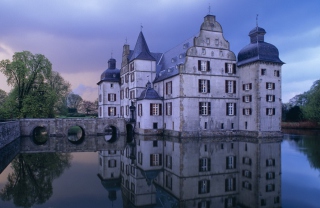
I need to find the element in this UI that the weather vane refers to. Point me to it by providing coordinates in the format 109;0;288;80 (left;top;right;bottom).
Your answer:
256;14;259;27
141;24;143;31
208;3;211;14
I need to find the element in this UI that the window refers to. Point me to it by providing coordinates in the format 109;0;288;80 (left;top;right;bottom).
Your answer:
125;87;129;98
121;161;124;172
198;201;210;208
199;158;211;172
150;103;162;116
266;82;275;90
131;182;135;193
130;62;134;71
243;157;252;165
266;108;275;116
120;90;124;100
150;154;162;166
243;108;252;115
266;184;275;192
99;94;102;102
206;38;210;44
130;90;135;99
225;63;236;74
110;83;113;88
138;151;143;165
166;102;172;116
130;166;135;175
242;181;252;190
225;80;236;93
266;172;275;180
153;123;158;129
225;178;236;192
121;106;124;116
138;104;142;116
266;158;275;166
274;70;280;77
274;196;280;204
243;170;252;178
199;102;211;115
198;180;210;194
226;103;236;116
125;74;129;83
199;79;210;93
126;105;129;116
153;140;158;147
130;73;135;82
121;77;124;85
224;198;236;208
261;68;266;75
108;107;116;116
261;199;266;206
243;95;252;102
108;93;116;101
166;81;172;95
166;174;172;189
166;155;172;169
266;94;275;102
226;156;236;169
243;83;252;91
202;48;206;55
198;60;210;71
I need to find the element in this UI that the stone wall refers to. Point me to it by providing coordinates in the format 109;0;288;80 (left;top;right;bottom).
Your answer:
0;120;20;148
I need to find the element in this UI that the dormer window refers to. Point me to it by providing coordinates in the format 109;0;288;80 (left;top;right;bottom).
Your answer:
130;62;134;71
206;38;210;45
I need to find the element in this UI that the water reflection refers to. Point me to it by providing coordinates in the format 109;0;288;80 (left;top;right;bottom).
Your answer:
0;152;72;207
98;136;282;208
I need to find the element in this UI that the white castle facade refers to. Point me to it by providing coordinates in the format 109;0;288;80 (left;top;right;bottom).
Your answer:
97;14;284;137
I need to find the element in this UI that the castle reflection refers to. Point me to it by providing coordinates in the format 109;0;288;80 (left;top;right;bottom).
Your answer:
98;136;281;208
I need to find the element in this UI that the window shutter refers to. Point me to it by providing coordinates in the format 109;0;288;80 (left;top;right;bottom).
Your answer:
208;158;211;171
243;109;245;115
249;108;252;115
199;102;202;115
273;95;275;101
273;83;275;89
198;181;202;194
166;83;168;95
233;178;236;190
198;80;201;93
159;104;162;115
266;108;268;115
208;102;211;115
226;157;228;169
150;155;153;166
242;84;245;91
233;64;236;74
198;60;201;71
224;199;228;208
225;81;228;93
150;104;152;115
249;83;252;89
242;96;245;102
199;159;202;172
233;81;236;93
234;156;237;168
266;95;268;101
266;83;268;89
226;104;228;115
108;94;110;101
114;94;117;101
225;63;228;73
225;179;228;191
159;154;162;166
207;80;210;93
114;108;117;115
207;61;210;71
108;107;110;116
234;104;237;115
249;95;252;102
207;180;210;193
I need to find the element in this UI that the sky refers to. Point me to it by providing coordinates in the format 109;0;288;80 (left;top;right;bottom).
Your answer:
0;0;319;102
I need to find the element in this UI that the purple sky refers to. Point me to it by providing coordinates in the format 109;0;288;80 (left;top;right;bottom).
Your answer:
0;0;319;102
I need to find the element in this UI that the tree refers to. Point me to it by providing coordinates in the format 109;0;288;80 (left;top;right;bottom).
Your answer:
0;51;71;118
0;89;7;105
302;80;320;122
66;93;82;113
79;100;98;115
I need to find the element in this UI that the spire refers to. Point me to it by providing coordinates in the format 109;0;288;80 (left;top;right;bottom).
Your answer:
129;31;156;62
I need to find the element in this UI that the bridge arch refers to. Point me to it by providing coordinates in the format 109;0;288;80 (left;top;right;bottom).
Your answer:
103;125;119;143
32;126;48;145
67;125;85;144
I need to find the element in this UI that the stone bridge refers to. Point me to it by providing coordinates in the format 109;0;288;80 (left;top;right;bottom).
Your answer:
19;118;128;137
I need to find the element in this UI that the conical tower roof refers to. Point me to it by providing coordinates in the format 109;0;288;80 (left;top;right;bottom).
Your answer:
129;32;156;62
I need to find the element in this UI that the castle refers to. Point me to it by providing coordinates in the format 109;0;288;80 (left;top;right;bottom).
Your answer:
97;14;284;137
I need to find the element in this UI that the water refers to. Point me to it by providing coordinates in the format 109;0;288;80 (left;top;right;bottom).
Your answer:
0;131;320;208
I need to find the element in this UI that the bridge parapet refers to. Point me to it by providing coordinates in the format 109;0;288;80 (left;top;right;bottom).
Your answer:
0;120;20;148
20;118;127;137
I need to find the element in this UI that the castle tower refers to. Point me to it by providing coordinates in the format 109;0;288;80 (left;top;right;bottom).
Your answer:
97;58;121;118
237;26;284;134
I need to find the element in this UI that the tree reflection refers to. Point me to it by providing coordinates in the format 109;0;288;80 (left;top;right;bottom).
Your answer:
0;152;72;208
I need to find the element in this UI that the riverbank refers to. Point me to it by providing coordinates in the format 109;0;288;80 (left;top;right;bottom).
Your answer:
281;121;320;129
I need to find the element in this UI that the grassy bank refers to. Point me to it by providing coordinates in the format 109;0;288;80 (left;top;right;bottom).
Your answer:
281;121;320;129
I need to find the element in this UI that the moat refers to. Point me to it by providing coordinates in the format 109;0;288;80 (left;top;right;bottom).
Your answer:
1;130;320;208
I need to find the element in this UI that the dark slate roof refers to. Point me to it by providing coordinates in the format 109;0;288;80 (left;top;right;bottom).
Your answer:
137;81;162;100
154;35;195;83
129;32;156;62
237;27;284;67
97;58;120;84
